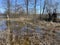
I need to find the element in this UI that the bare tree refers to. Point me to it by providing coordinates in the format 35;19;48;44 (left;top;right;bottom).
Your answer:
40;0;42;19
7;0;10;16
25;0;29;15
15;0;17;14
2;0;13;45
34;0;36;15
7;0;13;45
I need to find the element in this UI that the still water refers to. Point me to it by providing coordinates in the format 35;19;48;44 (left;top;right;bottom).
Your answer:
0;20;7;31
0;20;60;38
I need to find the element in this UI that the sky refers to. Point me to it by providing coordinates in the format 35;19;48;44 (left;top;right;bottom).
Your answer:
0;0;60;14
0;0;43;14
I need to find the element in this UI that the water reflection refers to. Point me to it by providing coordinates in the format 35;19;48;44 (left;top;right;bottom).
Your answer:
0;20;7;31
0;20;59;38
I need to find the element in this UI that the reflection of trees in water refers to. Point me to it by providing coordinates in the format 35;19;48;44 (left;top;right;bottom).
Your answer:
0;20;60;45
0;20;7;30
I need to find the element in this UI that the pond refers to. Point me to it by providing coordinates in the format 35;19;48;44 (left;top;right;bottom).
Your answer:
0;20;60;40
0;20;7;31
